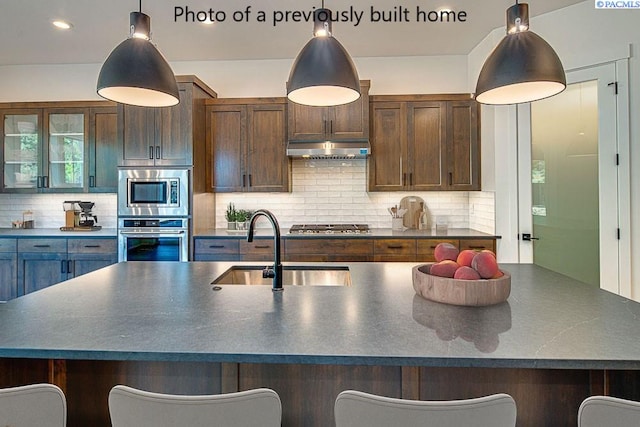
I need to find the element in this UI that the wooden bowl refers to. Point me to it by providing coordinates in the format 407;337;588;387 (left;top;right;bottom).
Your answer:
412;264;511;307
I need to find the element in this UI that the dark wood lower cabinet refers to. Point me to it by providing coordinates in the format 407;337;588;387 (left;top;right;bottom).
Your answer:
0;358;634;427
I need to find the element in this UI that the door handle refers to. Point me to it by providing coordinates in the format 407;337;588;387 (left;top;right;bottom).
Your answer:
521;233;539;241
149;146;154;159
156;145;161;159
61;260;66;274
89;175;95;187
68;260;74;275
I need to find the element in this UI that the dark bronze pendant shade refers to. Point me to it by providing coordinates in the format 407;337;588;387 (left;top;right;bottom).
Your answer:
97;11;179;107
287;8;360;107
475;2;566;105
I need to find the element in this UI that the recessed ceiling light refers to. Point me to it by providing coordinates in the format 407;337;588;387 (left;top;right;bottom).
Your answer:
52;20;73;30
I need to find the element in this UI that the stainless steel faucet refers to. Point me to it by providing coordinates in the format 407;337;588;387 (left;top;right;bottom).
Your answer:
247;209;283;291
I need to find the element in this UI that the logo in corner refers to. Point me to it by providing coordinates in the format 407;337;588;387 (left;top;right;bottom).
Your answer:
595;0;640;8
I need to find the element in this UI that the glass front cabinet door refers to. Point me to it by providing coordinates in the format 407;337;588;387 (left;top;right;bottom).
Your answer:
2;109;88;192
46;111;86;190
3;111;41;190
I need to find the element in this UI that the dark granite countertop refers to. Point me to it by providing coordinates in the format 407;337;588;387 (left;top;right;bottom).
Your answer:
0;228;117;238
195;228;499;239
0;261;638;370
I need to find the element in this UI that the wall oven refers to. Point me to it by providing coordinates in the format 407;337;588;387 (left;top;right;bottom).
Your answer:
118;169;189;217
118;218;189;262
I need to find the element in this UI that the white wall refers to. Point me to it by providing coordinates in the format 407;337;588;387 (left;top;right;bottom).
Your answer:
0;55;469;101
468;1;640;295
215;159;495;233
0;193;117;229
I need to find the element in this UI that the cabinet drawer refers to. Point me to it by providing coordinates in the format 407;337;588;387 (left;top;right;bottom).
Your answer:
374;239;416;256
416;239;459;262
68;238;117;254
240;240;276;255
459;239;496;253
285;239;373;255
194;239;239;255
18;238;67;253
0;238;17;252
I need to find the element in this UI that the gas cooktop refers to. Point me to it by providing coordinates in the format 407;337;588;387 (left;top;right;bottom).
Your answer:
289;224;370;234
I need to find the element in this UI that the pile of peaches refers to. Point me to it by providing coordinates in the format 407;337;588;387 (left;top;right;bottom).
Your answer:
430;243;503;280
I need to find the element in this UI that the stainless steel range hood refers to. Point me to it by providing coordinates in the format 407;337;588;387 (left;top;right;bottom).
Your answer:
286;140;370;159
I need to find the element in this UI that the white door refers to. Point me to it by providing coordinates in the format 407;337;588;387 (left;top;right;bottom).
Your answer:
517;61;630;295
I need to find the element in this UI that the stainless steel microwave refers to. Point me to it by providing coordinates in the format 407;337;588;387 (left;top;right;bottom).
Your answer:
118;169;189;217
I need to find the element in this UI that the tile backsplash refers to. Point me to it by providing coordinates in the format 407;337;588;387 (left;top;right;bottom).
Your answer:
216;159;495;233
0;160;495;233
0;193;117;228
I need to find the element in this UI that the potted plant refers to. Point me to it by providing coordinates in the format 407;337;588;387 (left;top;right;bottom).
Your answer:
225;203;237;230
235;209;248;230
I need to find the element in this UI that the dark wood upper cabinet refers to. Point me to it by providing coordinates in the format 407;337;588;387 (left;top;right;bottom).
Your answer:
118;76;217;167
207;98;290;193
0;101;118;194
447;100;479;190
88;106;118;192
288;80;370;142
368;94;480;192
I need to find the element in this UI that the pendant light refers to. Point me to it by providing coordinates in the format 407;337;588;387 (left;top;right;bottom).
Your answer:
97;1;179;107
287;4;360;106
475;1;566;105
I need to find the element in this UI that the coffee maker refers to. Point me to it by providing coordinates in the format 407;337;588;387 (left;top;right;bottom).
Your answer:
62;201;100;230
77;202;98;227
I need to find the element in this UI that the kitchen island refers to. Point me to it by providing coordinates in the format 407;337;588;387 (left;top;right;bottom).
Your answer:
1;261;639;426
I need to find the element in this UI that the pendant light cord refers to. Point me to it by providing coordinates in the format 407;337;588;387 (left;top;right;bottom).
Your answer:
139;0;142;13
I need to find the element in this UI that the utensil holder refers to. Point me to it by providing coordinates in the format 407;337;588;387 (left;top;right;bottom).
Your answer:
392;217;404;230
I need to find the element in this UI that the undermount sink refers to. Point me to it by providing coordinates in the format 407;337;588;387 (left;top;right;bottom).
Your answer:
212;265;352;286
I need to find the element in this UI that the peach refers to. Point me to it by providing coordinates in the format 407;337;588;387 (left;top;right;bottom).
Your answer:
434;243;459;262
471;251;499;279
429;260;459;278
481;249;497;258
453;266;481;280
456;249;477;267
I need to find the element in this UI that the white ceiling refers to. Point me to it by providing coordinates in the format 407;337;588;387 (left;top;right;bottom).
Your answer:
0;0;584;66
